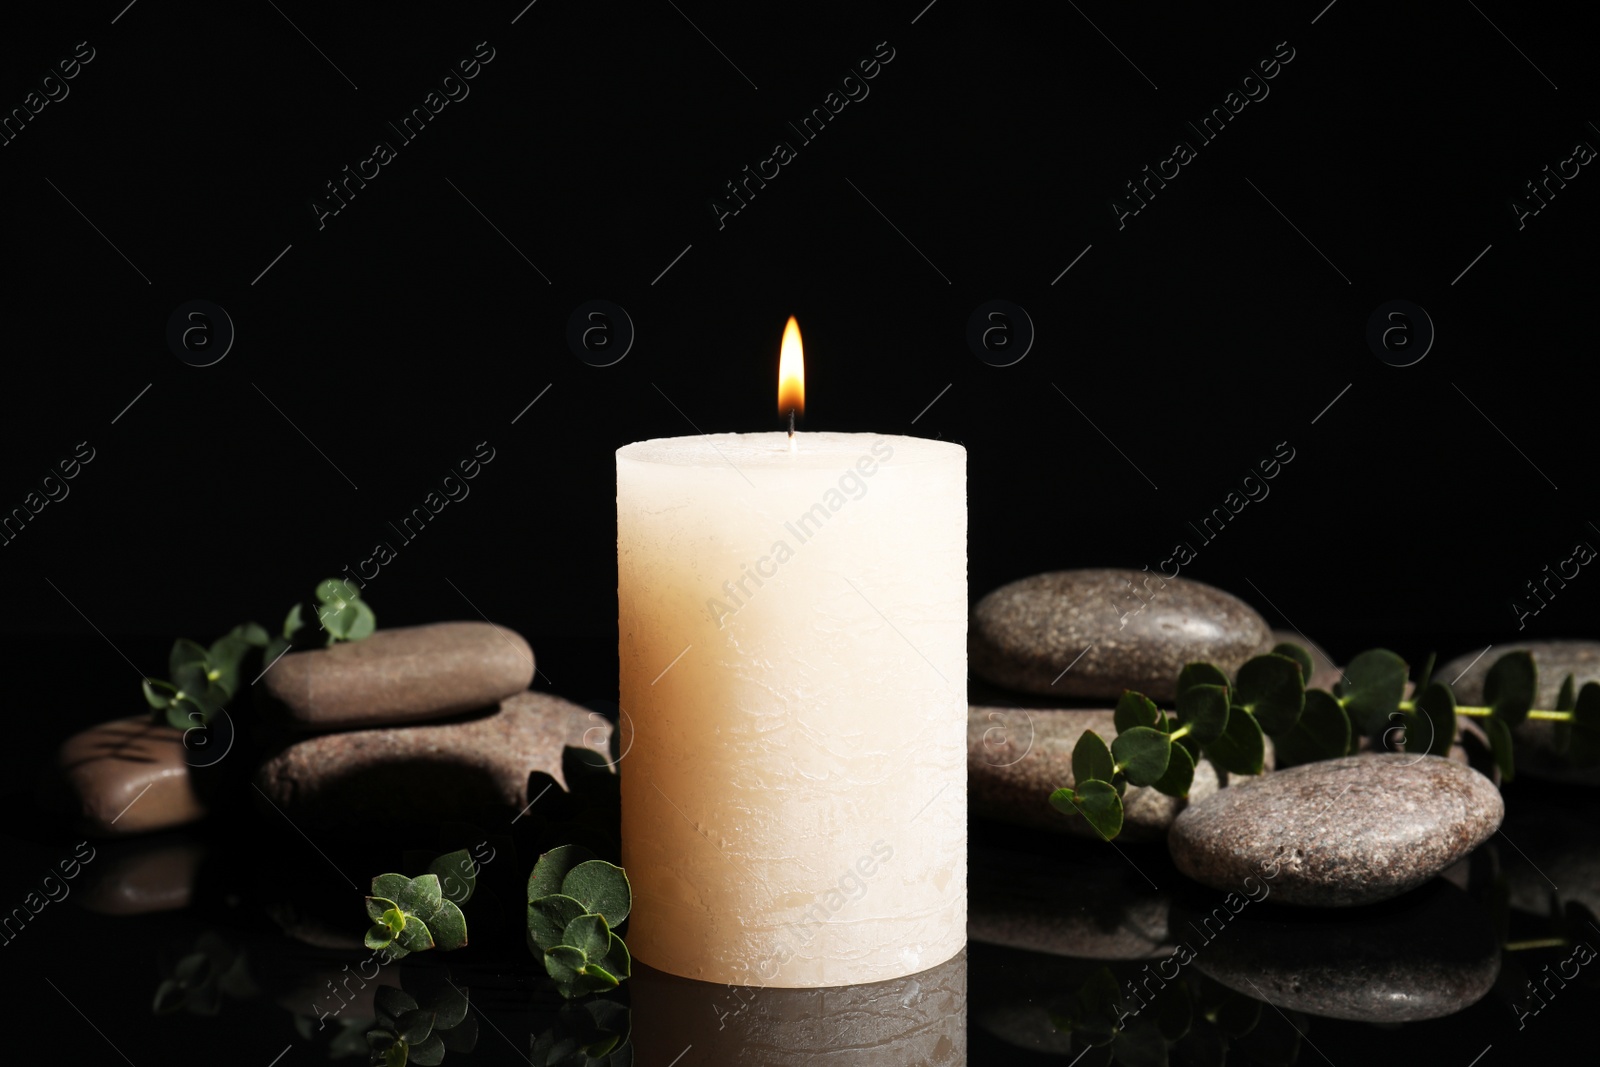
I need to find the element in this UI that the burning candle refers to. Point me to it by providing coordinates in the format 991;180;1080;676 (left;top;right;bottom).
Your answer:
616;317;967;987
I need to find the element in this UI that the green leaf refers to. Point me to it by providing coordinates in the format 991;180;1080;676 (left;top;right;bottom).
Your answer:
1484;651;1537;728
597;930;632;983
168;638;210;680
317;578;364;603
396;874;444;917
1051;781;1123;841
1273;689;1351;767
529;845;597;902
1151;739;1195;798
1204;706;1265;775
1112;727;1172;786
1485;715;1517;783
365;924;395;951
396;1008;436;1045
527;895;588;954
282;602;307;640
1114;691;1162;733
1177;662;1230;700
1072;730;1116;787
409;1034;446;1067
429;849;478;905
1414;650;1437;694
1337;649;1409;736
366;895;400;924
425;899;468;952
544;944;587;985
562;861;631;927
142;678;176;710
1271;642;1315;687
1557;673;1578;711
564;914;614;961
346;599;377;641
1234;654;1305;736
1176;683;1230;745
1567;682;1600;766
375;987;418;1022
395;917;434;953
372;873;411;902
1410;682;1458;758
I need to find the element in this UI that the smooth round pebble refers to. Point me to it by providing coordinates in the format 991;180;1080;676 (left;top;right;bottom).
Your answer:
970;569;1272;700
1169;753;1503;907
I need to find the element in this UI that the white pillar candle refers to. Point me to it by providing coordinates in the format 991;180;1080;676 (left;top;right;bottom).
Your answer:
616;428;967;987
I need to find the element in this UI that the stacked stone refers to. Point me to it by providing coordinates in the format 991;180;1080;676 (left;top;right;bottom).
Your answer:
50;622;609;838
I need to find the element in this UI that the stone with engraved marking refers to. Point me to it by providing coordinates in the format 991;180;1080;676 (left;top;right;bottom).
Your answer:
261;621;534;730
47;716;208;836
253;691;609;830
1169;753;1502;906
970;569;1272;701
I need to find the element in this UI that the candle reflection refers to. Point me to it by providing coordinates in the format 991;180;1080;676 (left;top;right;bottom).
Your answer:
631;948;967;1065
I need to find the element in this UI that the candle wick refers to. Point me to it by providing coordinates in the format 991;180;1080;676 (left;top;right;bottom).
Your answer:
787;409;795;438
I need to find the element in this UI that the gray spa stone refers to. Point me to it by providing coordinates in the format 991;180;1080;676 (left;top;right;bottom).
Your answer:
1168;753;1503;907
970;569;1272;701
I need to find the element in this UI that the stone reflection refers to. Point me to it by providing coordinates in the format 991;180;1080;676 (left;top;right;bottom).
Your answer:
1184;879;1500;1022
77;836;205;915
631;948;966;1066
970;839;1173;960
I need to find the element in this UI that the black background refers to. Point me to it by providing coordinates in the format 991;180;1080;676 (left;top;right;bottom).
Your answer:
0;0;1594;1063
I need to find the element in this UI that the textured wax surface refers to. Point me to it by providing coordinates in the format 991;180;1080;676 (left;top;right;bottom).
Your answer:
617;432;967;986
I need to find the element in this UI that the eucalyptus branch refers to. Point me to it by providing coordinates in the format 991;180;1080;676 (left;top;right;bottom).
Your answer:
1050;644;1600;841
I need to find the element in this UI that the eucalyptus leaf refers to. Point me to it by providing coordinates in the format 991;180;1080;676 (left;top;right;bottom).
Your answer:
1112;1019;1168;1067
1414;650;1437;694
168;638;210;679
1273;689;1351;767
396;1009;437;1045
1176;683;1230;745
1150;739;1195;798
562;860;631;927
1271;642;1315;687
529;845;597;901
317;578;364;604
365;924;396;952
429;849;478;904
1485;715;1517;782
375;987;418;1021
1567;682;1600;765
1112;726;1172;786
1484;651;1537;728
1072;730;1115;789
395;918;434;953
396;874;444;917
1052;781;1123;841
564;914;613;961
1234;654;1305;736
142;678;176;710
544;945;588;985
409;1034;447;1067
366;895;400;924
1177;662;1230;700
1337;649;1409;736
527;895;588;954
1410;682;1458;758
1204;706;1265;775
597;930;632;983
1114;690;1162;733
425;899;468;951
1554;673;1578;754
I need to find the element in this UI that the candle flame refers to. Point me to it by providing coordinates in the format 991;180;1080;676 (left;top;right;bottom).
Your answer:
778;315;804;423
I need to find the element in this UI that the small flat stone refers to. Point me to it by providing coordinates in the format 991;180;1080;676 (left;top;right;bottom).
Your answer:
1168;753;1503;906
253;691;607;830
1440;639;1600;783
1188;881;1500;1022
971;570;1271;700
49;717;207;836
262;621;535;730
970;707;1272;842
